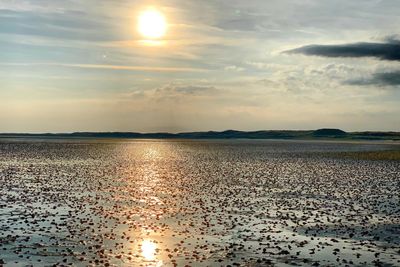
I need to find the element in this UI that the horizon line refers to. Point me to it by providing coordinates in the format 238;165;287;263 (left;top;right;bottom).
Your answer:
1;128;400;135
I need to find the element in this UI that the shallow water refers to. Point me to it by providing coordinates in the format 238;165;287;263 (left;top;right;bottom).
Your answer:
0;139;399;266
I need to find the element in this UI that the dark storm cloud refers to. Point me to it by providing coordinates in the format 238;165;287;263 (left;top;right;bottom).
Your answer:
346;71;400;86
286;39;400;61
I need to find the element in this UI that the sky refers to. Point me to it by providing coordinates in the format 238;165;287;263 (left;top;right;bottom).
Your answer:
1;0;400;133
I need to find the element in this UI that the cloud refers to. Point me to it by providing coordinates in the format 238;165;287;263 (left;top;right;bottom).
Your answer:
286;38;400;61
119;84;219;102
346;71;400;87
224;65;244;72
0;63;208;73
155;84;218;96
0;9;116;42
285;37;400;88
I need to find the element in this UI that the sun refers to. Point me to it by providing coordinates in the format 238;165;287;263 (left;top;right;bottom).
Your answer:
138;9;167;39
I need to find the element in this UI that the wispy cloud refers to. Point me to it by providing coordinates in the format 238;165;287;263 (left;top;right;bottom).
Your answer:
0;63;208;72
346;71;400;87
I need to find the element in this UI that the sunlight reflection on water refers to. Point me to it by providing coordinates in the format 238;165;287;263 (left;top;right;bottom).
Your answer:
141;239;163;266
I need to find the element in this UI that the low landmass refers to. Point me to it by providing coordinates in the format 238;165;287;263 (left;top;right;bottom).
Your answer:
1;128;400;141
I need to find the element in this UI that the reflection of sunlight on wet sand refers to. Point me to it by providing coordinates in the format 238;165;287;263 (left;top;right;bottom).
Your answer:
138;144;171;266
140;144;169;193
141;239;163;267
142;239;156;260
144;146;161;160
117;142;178;266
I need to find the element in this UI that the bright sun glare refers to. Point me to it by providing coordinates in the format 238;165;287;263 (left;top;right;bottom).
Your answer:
138;9;167;39
141;239;157;261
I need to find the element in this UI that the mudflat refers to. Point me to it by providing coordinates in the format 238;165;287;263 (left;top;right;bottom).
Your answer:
0;139;399;266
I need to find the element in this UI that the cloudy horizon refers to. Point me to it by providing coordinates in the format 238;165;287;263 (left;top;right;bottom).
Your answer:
1;0;400;133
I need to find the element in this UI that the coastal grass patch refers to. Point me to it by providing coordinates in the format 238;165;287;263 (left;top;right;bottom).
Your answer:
336;150;400;161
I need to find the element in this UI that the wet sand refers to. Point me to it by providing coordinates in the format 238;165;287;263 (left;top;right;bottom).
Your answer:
0;139;399;266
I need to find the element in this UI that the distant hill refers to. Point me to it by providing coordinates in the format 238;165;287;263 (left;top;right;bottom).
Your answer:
0;129;399;141
312;128;347;137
